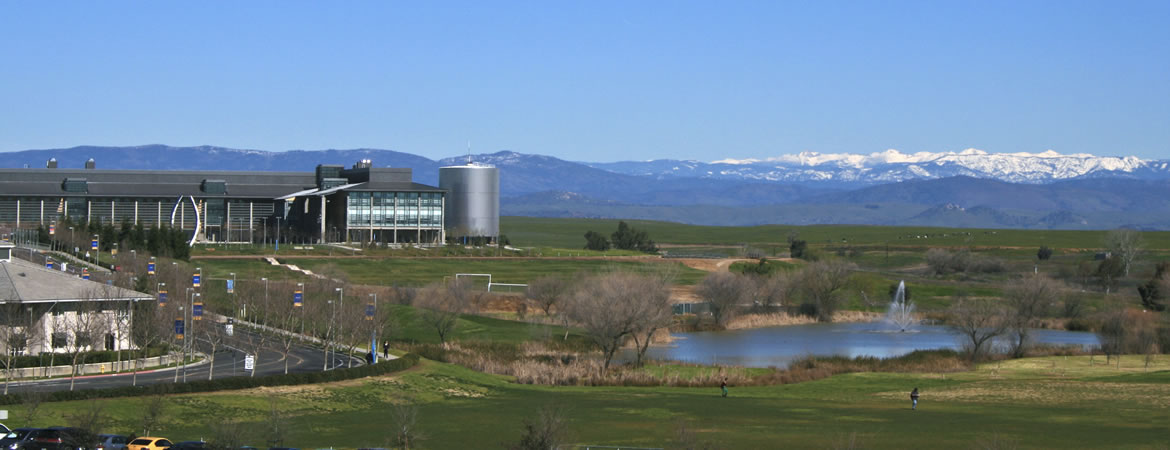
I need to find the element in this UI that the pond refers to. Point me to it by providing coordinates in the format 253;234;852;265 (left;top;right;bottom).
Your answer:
621;322;1100;368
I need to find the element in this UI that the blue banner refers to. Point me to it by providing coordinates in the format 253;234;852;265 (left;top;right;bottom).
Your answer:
294;290;303;307
192;273;201;287
91;239;98;250
226;279;234;294
46;260;53;269
147;262;155;275
158;291;168;306
366;303;375;320
49;224;55;235
175;318;184;339
193;302;203;320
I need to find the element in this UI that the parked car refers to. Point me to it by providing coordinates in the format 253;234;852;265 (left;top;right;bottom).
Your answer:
0;425;8;435
27;427;89;450
1;428;40;450
170;442;206;450
126;437;172;450
96;434;129;450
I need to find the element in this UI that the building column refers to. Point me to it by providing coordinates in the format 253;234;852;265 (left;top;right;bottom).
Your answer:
87;200;91;224
110;200;115;225
440;194;446;244
15;199;20;228
417;194;422;243
369;193;374;244
40;199;44;224
134;201;139;225
319;195;327;244
249;202;254;244
392;194;398;244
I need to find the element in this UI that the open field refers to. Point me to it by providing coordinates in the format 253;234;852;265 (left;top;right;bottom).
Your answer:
502;216;1170;250
9;356;1169;448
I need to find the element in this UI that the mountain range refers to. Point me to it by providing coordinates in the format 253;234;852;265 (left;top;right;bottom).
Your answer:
4;145;1169;230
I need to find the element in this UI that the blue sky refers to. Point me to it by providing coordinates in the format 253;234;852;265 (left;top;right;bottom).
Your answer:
1;1;1167;162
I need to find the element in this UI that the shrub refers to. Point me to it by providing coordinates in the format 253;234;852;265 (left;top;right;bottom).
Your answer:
0;354;419;405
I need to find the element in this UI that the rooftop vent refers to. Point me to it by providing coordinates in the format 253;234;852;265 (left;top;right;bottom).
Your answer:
85;158;96;169
47;158;58;169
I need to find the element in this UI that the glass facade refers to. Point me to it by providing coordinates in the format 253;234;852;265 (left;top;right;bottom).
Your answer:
345;191;442;229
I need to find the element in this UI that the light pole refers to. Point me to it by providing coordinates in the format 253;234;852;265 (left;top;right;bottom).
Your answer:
297;282;305;334
325;298;336;371
369;293;377;363
69;227;74;255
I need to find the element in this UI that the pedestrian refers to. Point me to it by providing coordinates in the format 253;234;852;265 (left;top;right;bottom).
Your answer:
910;387;919;410
721;378;728;398
382;340;390;359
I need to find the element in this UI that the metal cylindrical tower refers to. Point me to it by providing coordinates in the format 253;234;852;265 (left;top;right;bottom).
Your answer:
439;164;499;239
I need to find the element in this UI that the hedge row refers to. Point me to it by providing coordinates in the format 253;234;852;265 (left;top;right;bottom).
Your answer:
2;346;172;370
0;353;419;405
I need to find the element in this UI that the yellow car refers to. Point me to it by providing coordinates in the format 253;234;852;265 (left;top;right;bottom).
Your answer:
127;437;173;450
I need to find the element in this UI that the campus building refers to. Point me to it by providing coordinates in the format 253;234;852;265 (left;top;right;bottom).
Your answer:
0;159;446;245
0;241;154;355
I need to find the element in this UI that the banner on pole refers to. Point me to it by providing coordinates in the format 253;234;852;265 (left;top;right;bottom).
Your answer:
294;290;303;307
192;273;201;287
175;318;184;339
193;302;203;320
366;303;375;320
226;279;234;294
91;239;98;250
158;290;168;306
148;263;155;275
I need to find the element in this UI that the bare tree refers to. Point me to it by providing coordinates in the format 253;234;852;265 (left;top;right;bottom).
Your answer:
1003;276;1060;358
948;298;1008;362
1097;305;1129;367
526;276;571;317
628;274;674;368
0;303;36;395
208;421;246;450
265;397;289;448
131;299;168;386
22;388;48;425
565;272;646;374
338;296;373;368
417;279;477;345
508;403;571;450
754;272;791;312
389;403;424;450
66;294;108;391
140;394;167;436
696;272;752;327
796;260;855;322
201;314;227;380
1104;228;1143;277
66;398;109;448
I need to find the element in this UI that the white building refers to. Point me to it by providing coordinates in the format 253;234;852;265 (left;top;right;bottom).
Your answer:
0;242;154;355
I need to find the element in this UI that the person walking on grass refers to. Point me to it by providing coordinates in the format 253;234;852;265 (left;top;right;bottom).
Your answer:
721;378;729;398
911;387;919;410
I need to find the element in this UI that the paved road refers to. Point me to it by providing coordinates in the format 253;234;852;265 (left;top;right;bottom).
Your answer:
2;327;362;394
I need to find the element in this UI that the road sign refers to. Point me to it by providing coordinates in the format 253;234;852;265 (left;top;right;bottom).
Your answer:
244;354;255;371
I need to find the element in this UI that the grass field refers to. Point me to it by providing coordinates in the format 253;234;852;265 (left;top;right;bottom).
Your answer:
502;216;1170;250
12;355;1169;448
282;257;708;286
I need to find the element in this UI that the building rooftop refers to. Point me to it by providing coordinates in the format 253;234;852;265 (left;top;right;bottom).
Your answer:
0;257;153;303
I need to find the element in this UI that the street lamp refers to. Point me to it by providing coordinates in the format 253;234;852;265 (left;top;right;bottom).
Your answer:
369;293;378;363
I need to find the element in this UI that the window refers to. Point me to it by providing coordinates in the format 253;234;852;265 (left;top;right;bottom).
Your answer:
52;332;68;349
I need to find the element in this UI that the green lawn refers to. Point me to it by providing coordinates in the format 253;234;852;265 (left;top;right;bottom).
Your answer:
13;355;1170;448
502;216;1170;250
287;257;708;286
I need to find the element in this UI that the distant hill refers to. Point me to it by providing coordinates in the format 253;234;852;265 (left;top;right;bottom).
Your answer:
4;145;1169;230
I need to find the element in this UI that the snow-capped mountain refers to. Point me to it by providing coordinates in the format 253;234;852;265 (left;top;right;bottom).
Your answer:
588;149;1169;185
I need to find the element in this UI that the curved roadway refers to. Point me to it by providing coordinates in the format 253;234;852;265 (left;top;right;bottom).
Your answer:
3;327;362;394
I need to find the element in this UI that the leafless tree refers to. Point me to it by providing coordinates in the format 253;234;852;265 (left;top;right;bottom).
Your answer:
948;297;1008;362
508;403;571;450
1097;304;1127;367
200;314;227;380
131;299;168;386
417;279;477;345
754;272;791;312
389;403;424;450
140;394;167;436
628;273;674;368
526;276;571;317
66;293;109;390
1104;228;1143;277
66;399;110;448
796;260;855;322
1003;276;1060;358
208;421;246;450
265;397;289;448
22;388;48;425
0;303;37;395
564;272;648;373
696;272;752;327
338;295;375;367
